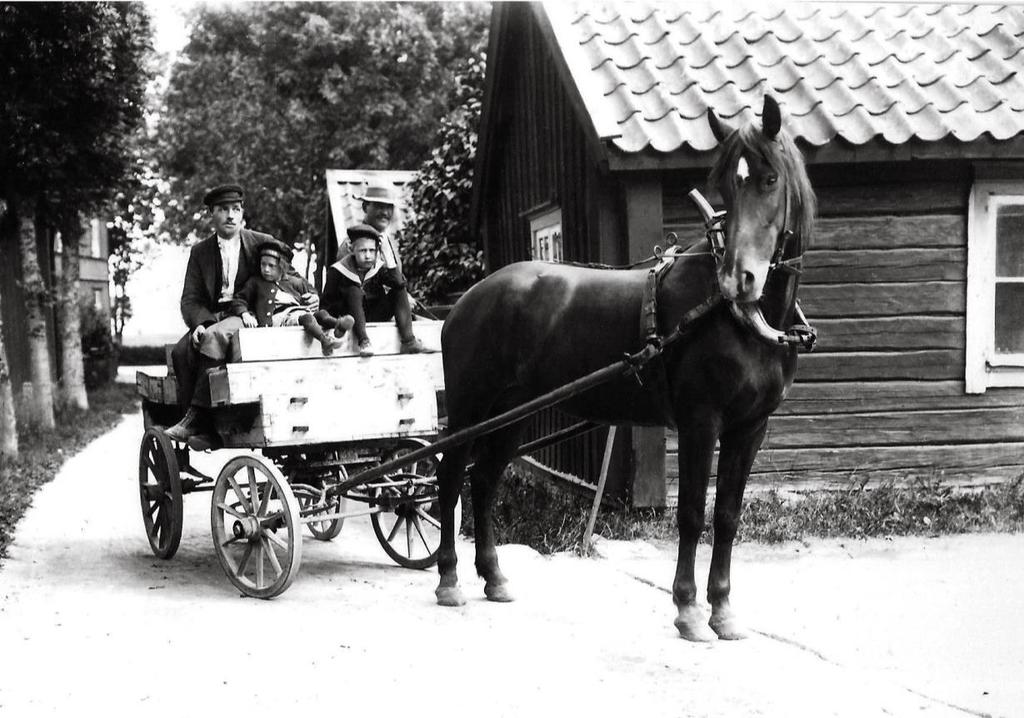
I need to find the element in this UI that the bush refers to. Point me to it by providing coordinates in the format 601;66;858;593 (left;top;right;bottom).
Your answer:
402;43;487;305
79;298;115;388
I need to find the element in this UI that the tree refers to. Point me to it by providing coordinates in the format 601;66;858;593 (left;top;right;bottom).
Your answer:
0;202;17;461
0;2;153;414
56;216;88;410
152;1;488;262
402;41;487;304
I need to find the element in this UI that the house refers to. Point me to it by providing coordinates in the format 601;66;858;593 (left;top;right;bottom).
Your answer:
471;1;1024;506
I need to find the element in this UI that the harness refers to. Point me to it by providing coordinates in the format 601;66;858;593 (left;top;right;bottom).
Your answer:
639;189;816;353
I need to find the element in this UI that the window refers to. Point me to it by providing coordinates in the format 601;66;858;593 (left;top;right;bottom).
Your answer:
966;181;1024;392
93;288;104;310
89;219;102;258
529;207;563;262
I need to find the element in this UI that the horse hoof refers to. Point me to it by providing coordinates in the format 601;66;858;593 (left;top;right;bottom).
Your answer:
435;586;466;607
709;615;748;641
674;607;716;642
484;582;515;603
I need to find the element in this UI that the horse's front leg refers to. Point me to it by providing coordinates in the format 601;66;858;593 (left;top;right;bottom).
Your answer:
707;417;768;639
672;415;720;642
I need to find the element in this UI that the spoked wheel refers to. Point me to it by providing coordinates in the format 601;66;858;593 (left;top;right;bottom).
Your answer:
211;456;302;599
299;492;347;541
369;439;461;570
138;428;183;559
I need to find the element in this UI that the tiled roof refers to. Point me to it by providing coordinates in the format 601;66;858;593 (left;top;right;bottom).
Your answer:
542;2;1024;153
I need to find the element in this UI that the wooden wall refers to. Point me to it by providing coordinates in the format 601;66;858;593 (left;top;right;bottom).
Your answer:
476;7;631;495
659;160;1024;500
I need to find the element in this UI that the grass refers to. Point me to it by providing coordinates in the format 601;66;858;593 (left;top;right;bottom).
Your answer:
462;466;1024;555
0;382;139;561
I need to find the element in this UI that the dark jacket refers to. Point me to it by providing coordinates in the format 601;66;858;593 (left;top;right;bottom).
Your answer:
230;274;316;327
179;228;274;330
321;255;405;318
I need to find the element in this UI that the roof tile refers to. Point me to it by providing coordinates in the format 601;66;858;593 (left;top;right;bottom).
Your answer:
544;1;1024;153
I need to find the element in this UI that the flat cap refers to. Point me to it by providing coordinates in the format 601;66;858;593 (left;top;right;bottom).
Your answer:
347;223;381;243
257;238;292;262
203;183;245;207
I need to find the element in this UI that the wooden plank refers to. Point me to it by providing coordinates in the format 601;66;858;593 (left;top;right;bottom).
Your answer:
669;406;1024;448
812;181;967;217
763;406;1024;448
666;465;1021;502
777;381;1024;415
812;316;964;351
234;320;443;362
631;425;666;507
812;214;964;250
667;442;1024;479
799;282;964;318
797;350;963;381
803;248;965;284
212;353;444;405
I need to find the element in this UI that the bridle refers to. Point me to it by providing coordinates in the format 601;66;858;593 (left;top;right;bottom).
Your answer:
682;188;816;352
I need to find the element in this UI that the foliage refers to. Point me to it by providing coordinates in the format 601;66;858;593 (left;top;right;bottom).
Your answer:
403;41;487;304
463;469;1024;554
79;298;115;389
0;382;138;561
0;2;154;214
152;1;490;257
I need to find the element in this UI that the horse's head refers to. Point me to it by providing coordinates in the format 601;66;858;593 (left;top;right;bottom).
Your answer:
707;95;815;304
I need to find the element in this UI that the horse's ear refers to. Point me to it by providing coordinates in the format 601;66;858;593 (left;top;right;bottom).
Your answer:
762;95;781;140
708;108;734;144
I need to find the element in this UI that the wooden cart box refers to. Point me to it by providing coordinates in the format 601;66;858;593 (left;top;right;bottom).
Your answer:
137;321;445;447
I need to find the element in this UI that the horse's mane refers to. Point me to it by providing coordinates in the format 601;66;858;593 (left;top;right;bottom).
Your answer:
707;121;817;248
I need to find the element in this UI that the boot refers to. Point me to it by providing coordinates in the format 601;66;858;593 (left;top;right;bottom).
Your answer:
400;336;425;354
333;314;355;338
164;406;212;442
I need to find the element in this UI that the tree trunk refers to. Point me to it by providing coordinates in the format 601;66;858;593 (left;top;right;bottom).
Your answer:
17;196;56;429
0;288;19;462
58;214;89;410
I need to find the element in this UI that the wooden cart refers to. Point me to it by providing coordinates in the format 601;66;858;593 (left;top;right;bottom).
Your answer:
136;320;456;599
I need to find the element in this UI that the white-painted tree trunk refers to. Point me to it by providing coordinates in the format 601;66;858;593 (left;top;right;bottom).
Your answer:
0;290;18;461
58;215;89;410
18;199;56;429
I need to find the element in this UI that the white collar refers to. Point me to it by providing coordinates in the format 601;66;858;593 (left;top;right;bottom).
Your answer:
217;234;240;246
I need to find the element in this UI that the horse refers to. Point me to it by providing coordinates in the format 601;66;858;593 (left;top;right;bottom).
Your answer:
433;94;816;641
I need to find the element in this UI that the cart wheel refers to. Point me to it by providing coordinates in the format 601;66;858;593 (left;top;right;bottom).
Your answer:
370;439;461;570
300;494;347;541
138;428;183;560
211;456;302;599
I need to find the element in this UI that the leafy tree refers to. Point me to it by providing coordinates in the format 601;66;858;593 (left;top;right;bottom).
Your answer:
402;41;487;304
152;1;489;264
0;2;153;415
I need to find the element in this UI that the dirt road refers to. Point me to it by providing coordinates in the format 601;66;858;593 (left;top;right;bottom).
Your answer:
0;413;1019;717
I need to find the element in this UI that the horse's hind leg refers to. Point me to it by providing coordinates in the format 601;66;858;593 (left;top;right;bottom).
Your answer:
672;415;720;642
707;417;768;640
435;442;472;606
470;421;525;602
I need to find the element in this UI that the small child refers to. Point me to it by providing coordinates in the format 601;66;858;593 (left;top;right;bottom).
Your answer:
321;224;424;357
231;239;354;356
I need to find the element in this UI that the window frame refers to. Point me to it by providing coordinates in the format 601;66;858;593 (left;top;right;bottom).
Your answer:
966;179;1024;392
528;207;563;263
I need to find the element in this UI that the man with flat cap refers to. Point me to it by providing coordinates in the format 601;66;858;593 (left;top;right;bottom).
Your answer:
165;183;316;441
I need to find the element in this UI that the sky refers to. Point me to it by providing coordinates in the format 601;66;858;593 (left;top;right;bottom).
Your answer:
146;0;191;57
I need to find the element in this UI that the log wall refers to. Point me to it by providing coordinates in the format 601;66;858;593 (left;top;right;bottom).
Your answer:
660;161;1024;500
